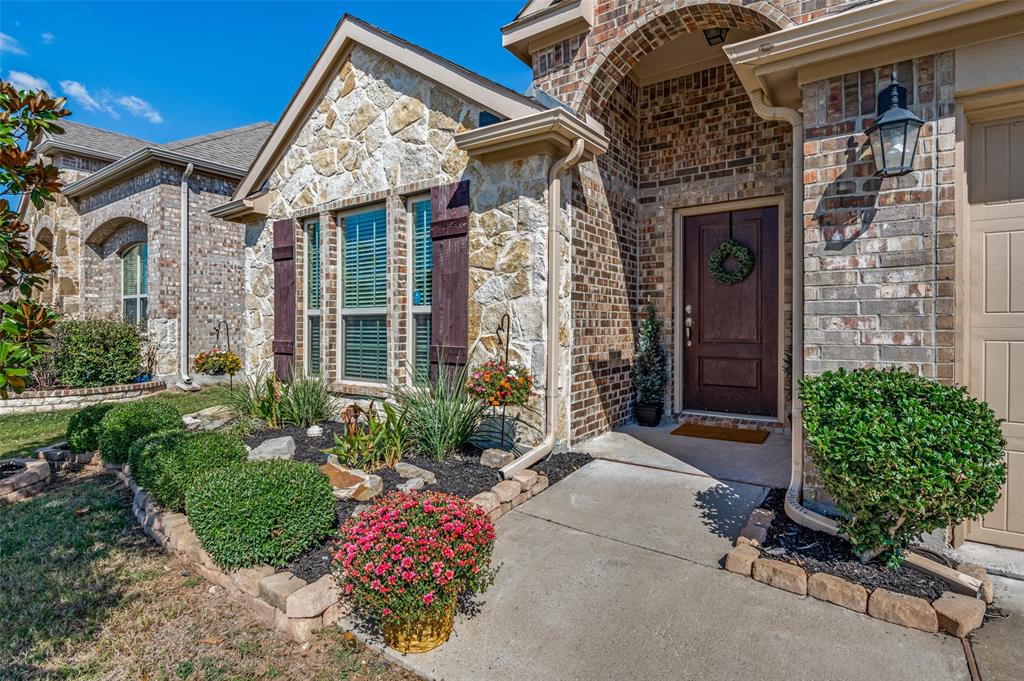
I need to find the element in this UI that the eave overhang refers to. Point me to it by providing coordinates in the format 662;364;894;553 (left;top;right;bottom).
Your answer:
724;0;1024;109
208;190;270;222
62;147;247;199
501;0;594;65
34;139;124;164
454;108;608;163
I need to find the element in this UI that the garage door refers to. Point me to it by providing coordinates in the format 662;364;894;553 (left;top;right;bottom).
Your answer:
966;116;1024;549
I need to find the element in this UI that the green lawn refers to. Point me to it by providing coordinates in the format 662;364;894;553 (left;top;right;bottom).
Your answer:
0;472;417;680
0;386;233;460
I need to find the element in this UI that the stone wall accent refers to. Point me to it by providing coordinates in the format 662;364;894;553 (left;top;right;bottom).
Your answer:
0;459;52;504
0;380;165;416
246;45;565;444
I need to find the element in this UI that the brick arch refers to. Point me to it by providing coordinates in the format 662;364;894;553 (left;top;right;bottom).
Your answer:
578;1;789;113
85;216;148;258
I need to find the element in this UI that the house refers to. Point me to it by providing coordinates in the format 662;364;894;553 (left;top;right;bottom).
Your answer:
216;2;1024;551
24;119;273;382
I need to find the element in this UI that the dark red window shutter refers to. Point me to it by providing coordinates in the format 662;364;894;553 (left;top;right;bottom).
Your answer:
430;180;470;376
272;218;296;381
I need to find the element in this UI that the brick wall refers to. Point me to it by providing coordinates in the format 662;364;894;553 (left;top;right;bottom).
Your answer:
636;64;793;414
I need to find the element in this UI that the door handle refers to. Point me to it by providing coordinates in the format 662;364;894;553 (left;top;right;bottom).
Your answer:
685;315;693;346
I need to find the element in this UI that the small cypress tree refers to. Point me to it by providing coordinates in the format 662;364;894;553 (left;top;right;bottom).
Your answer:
633;305;667;408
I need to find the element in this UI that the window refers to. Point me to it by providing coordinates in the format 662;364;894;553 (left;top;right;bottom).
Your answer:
409;197;432;379
121;243;148;325
340;206;387;381
305;220;322;375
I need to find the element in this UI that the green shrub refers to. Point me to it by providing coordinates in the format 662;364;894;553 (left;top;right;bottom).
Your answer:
227;372;283;429
185;460;335;569
328;401;408;470
394;363;485;461
51;318;143;388
129;430;247;511
801;367;1007;566
281;375;337;427
633;305;667;407
98;400;184;464
66;403;115;453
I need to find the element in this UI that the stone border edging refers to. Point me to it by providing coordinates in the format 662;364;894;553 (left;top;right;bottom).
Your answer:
0;459;53;504
101;455;553;648
723;506;992;638
0;380;166;416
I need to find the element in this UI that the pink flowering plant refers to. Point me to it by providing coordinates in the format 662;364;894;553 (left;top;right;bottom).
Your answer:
465;360;534;408
334;490;497;625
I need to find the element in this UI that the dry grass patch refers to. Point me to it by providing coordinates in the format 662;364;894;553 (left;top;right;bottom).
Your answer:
0;471;418;681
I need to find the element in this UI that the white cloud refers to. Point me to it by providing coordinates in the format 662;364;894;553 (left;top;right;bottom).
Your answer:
7;71;52;93
0;32;27;55
116;95;163;124
41;32;55;45
59;79;118;117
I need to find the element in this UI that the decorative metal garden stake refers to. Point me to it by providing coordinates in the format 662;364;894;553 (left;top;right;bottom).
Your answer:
214;320;233;388
495;313;512;449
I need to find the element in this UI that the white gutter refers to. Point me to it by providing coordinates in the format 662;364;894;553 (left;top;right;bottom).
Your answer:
500;137;586;479
747;90;982;597
176;163;199;392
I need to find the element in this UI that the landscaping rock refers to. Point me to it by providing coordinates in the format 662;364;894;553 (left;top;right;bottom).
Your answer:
511;469;538;492
492;479;521;503
321;463;368;498
867;589;938;633
231;565;275;596
956;563;994;604
323;599;353;627
480;448;515;469
286;574;340;618
306;425;323;438
258;572;306;611
247;436;296;461
398;477;425;492
807;572;868;613
751;558;807;595
395;462;436;484
932;592;986;637
530;475;549;496
352;474;383;501
288;614;323;643
469;491;499;513
724;545;760;576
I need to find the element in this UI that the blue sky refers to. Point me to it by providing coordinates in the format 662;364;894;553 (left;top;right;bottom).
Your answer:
1;1;531;144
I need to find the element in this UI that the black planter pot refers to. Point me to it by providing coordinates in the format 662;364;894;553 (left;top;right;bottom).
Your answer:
635;404;663;427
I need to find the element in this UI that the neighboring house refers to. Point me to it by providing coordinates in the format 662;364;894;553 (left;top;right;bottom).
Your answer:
23;119;273;381
217;2;1024;551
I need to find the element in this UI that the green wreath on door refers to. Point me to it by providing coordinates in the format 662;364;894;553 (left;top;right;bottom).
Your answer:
708;239;754;285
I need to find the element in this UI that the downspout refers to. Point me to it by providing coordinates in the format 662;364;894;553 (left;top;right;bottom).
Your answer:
176;163;199;392
500;138;586;480
747;90;981;596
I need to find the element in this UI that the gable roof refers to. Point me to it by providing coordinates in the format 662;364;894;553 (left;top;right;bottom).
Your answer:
38;119;155;161
164;122;275;169
230;14;546;201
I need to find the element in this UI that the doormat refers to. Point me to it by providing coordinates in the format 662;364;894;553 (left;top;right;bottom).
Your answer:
670;423;769;444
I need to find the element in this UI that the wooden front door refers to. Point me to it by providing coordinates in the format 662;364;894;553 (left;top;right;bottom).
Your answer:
681;207;778;416
965;116;1024;549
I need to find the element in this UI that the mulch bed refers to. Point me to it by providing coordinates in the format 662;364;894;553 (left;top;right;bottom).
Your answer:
246;423;594;582
759;488;948;601
0;460;26;481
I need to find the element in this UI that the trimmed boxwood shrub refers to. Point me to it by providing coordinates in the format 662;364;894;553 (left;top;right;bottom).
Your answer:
185;460;335;569
98;400;184;464
801;367;1006;566
129;431;247;512
51;318;143;388
66;403;115;453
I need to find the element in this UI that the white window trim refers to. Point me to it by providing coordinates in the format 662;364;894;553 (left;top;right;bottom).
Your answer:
121;242;147;326
336;203;389;385
406;194;432;384
303;218;322;377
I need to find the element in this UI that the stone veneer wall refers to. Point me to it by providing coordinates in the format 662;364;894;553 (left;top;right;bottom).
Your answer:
636;64;793;416
245;45;567;444
799;54;956;506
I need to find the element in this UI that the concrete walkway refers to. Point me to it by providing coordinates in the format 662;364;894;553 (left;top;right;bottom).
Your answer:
399;459;970;681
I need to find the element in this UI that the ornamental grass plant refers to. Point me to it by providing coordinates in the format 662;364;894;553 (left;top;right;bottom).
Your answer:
334;490;497;629
394;364;486;461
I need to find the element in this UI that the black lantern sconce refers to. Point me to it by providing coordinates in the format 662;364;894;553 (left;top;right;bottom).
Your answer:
865;72;924;178
703;27;729;46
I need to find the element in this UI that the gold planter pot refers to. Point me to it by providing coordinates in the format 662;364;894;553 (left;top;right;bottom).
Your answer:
382;605;455;654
